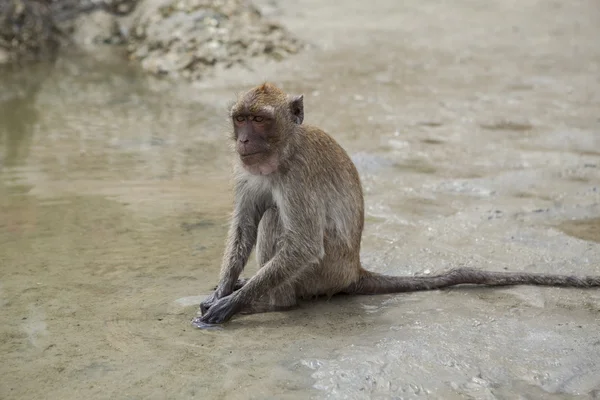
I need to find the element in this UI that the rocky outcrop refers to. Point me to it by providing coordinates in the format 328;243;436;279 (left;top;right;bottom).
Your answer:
0;0;303;81
0;0;59;64
125;0;303;80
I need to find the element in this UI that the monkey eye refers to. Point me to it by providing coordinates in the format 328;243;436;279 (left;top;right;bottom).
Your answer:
253;116;264;122
235;116;245;122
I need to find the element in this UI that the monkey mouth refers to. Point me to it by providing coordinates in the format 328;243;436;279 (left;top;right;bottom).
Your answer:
239;151;263;157
239;150;266;160
239;151;266;164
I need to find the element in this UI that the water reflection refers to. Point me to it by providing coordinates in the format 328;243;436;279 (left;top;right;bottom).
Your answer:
0;63;50;167
0;55;231;215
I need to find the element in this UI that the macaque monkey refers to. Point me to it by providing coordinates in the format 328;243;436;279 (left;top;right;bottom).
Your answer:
192;83;600;327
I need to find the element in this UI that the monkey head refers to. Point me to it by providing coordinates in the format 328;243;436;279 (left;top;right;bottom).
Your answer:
230;83;304;175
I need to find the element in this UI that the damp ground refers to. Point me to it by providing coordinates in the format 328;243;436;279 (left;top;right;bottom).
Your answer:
1;0;600;398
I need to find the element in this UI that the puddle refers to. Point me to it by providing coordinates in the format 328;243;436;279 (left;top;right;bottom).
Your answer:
557;218;600;244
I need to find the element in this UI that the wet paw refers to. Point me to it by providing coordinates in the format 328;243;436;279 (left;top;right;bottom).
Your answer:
197;295;241;325
200;292;218;315
191;316;223;330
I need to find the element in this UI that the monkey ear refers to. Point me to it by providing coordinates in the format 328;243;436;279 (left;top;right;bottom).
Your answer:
289;94;304;124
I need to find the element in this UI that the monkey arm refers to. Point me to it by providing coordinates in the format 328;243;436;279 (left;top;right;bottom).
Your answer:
230;185;327;302
237;230;324;300
214;182;266;297
199;189;325;324
218;213;261;297
199;235;323;324
199;190;262;317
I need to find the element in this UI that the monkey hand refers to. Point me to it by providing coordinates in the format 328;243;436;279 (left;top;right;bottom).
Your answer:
199;291;221;315
202;279;250;315
194;294;242;326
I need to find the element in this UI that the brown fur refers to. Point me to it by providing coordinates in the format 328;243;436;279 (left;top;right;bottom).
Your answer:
192;83;600;327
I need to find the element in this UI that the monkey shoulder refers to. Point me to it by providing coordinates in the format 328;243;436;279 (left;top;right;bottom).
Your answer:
292;124;362;205
297;125;356;173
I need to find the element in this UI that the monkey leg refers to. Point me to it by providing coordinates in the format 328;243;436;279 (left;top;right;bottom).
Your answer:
241;207;297;314
256;207;282;267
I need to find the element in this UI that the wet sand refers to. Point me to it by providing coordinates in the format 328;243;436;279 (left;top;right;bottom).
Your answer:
1;0;600;398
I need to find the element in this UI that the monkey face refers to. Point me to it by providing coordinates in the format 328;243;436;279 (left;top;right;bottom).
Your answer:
228;83;304;175
232;112;276;166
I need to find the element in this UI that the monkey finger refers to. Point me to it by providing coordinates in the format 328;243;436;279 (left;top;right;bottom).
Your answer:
199;292;219;315
199;309;231;324
199;302;211;315
191;316;223;330
199;297;218;315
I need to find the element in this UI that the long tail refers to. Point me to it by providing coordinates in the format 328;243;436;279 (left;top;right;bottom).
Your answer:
347;267;600;295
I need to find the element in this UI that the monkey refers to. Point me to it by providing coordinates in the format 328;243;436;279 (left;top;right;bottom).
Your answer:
192;82;600;328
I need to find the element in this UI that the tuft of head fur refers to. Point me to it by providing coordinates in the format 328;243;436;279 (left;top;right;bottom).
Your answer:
230;82;304;125
231;82;287;115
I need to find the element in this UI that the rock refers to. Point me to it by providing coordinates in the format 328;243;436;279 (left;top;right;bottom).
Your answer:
69;9;123;49
0;0;303;81
0;0;59;63
125;0;304;80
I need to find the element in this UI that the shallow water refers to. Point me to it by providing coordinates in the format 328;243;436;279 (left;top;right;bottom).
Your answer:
2;0;600;398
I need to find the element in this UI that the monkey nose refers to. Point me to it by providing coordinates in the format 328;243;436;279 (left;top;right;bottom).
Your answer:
239;138;249;144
